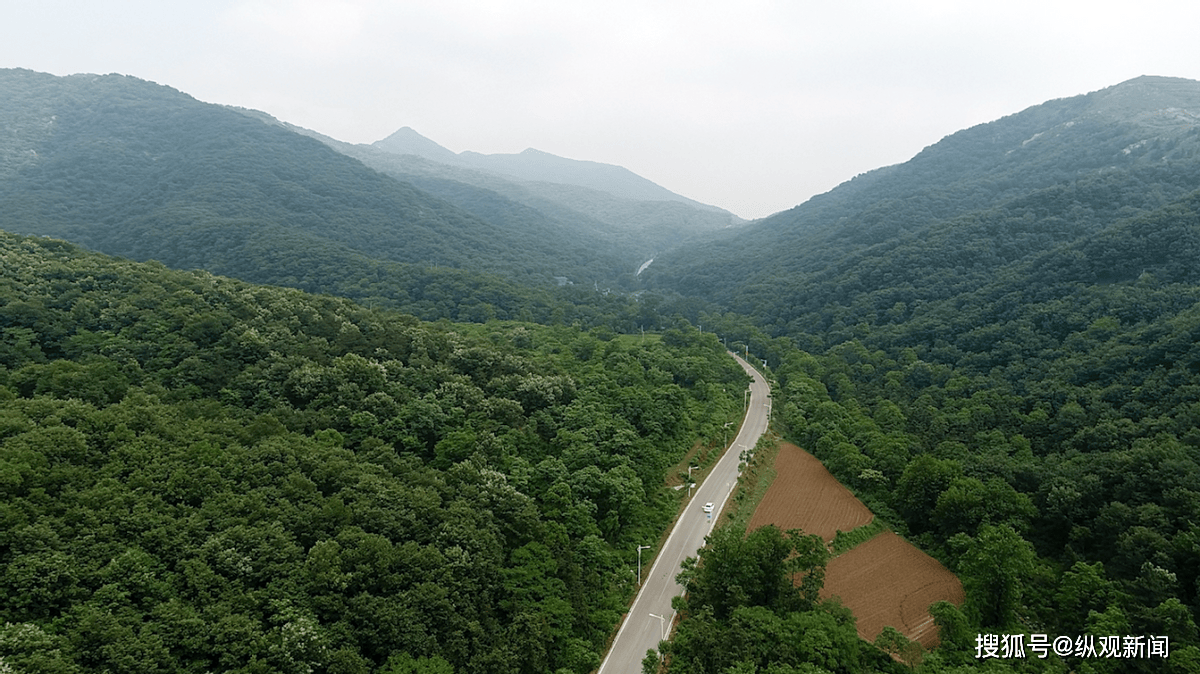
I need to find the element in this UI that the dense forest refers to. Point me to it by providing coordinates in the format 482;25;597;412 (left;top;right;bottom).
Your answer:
660;525;905;674
0;69;643;292
0;232;749;673
652;77;1200;673
5;68;1200;673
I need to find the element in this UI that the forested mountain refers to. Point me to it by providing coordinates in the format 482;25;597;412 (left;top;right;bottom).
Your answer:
664;76;1200;671
6;64;1200;671
0;231;748;673
0;68;642;294
645;76;1200;315
287;124;742;266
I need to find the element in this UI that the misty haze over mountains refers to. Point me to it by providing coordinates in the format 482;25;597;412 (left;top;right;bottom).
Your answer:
279;116;745;271
4;68;1200;672
643;75;1200;307
372;126;732;212
4;69;1200;333
5;68;1200;332
0;68;744;306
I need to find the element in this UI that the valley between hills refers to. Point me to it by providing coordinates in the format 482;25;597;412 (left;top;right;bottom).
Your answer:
2;68;1200;673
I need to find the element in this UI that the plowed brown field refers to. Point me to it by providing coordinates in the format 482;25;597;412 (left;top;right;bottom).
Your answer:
746;442;874;541
821;531;965;649
747;443;964;649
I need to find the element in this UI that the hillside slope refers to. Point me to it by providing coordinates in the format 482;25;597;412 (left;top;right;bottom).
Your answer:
295;125;744;265
645;76;1200;317
0;69;630;289
0;230;748;673
674;78;1200;666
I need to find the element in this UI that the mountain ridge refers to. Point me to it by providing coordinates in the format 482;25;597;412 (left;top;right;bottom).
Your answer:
5;67;1200;669
281;120;744;264
643;74;1200;308
0;68;637;293
371;125;732;213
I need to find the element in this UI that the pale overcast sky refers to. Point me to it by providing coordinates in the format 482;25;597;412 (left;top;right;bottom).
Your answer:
4;1;1200;219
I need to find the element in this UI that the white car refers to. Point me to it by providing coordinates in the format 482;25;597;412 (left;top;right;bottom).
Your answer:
702;502;714;513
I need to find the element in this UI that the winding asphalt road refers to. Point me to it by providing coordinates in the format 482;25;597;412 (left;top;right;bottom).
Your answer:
596;352;772;673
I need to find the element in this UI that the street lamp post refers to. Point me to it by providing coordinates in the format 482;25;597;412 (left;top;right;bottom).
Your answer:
648;613;669;642
723;421;734;448
636;545;652;586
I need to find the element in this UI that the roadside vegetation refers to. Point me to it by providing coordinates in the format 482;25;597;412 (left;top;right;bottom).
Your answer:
0;232;748;674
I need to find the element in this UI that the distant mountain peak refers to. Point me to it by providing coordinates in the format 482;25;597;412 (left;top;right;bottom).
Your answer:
372;126;458;162
1085;75;1200;123
1111;74;1198;89
371;128;733;214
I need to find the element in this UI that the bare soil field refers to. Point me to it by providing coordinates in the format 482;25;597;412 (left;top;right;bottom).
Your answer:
745;442;873;541
821;531;965;648
745;442;964;649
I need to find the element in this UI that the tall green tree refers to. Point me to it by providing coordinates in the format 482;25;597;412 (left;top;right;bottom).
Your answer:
677;526;827;621
960;525;1040;629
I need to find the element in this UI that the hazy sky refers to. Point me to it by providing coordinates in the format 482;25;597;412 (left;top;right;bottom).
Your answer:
5;1;1200;219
